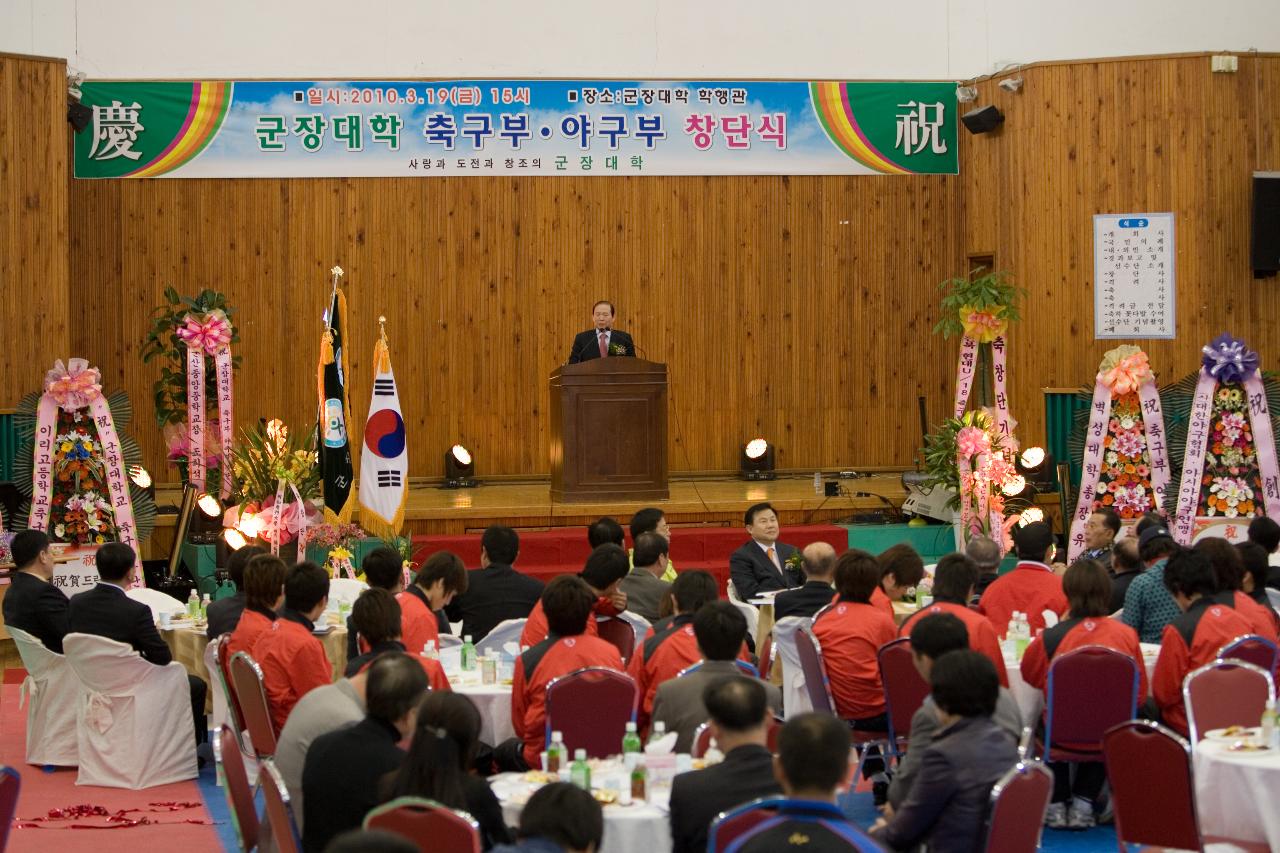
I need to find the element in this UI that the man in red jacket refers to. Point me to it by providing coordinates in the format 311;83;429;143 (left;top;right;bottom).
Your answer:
979;522;1067;637
499;575;625;771
873;543;925;618
628;570;720;729
900;553;1009;687
252;561;333;733
345;588;450;691
397;550;469;656
520;544;630;647
1152;549;1255;736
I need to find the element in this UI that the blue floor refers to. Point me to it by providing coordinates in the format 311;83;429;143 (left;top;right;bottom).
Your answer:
195;756;241;852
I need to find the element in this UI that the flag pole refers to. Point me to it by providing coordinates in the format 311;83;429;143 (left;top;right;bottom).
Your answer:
325;265;344;332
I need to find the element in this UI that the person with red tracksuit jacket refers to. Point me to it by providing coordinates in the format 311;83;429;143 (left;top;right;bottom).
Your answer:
224;553;289;663
979;521;1068;638
1193;537;1280;646
629;570;719;730
398;550;469;656
345;588;451;691
874;543;925;619
498;575;625;771
1153;549;1256;737
899;553;1010;687
519;544;631;647
252;562;334;734
1020;558;1148;830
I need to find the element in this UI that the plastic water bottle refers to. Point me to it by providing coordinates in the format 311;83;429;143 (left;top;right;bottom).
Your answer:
630;760;648;802
570;748;591;790
622;721;642;768
648;720;667;748
200;593;211;619
1262;699;1278;748
186;589;200;619
813;471;823;495
1013;613;1031;659
421;639;438;660
461;634;476;670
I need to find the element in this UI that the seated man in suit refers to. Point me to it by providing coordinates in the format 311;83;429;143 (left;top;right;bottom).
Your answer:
620;532;672;622
773;541;837;621
67;542;207;746
567;300;635;363
397;549;468;656
205;544;267;640
345;545;405;660
652;600;781;751
630;507;677;581
729;713;883;853
445;525;544;642
521;543;629;647
224;553;288;661
729;502;801;600
252;561;333;733
2;529;69;652
344;588;450;691
668;676;783;853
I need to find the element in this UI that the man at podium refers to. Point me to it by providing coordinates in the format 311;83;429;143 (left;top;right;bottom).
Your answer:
567;300;636;363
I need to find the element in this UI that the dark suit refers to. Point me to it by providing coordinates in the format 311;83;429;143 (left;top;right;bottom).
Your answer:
205;590;245;640
67;583;207;745
729;541;801;600
773;580;836;621
567;328;635;363
302;716;406;852
669;743;782;853
444;563;544;641
2;571;70;652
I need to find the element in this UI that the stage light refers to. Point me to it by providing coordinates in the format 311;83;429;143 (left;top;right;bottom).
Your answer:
444;444;477;489
197;493;222;517
1018;507;1045;526
223;528;247;550
1016;446;1056;489
739;438;777;481
237;512;264;539
129;466;152;488
1002;476;1028;498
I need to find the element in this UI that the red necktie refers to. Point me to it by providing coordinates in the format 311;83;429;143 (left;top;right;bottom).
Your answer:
598;331;608;357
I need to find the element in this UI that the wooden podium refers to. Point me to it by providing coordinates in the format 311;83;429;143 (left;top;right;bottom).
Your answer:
549;358;669;502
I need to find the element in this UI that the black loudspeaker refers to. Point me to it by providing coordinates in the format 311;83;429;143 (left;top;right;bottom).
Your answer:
67;100;92;134
1252;172;1280;276
961;105;1004;135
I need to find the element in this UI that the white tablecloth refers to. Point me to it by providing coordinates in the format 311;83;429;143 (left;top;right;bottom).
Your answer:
491;771;672;853
1194;739;1280;849
1002;643;1160;725
446;667;515;745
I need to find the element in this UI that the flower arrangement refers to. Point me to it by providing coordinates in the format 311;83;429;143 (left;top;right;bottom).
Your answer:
922;410;1024;545
1198;384;1261;518
222;419;322;546
933;269;1021;340
1093;392;1156;518
785;552;804;573
308;522;368;551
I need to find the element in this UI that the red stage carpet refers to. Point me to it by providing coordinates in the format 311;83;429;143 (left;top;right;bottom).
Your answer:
0;683;222;852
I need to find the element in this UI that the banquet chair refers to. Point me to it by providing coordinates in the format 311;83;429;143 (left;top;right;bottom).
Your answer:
1104;721;1212;851
597;616;638;663
545;667;638;759
771;616;814;715
260;759;303;853
0;765;20;853
7;626;81;767
62;632;197;788
213;725;259;852
981;760;1052;853
217;637;254;755
1217;633;1280;673
125;586;186;620
726;581;760;644
879;637;930;761
475;618;526;657
205;635;232;738
795;628;887;777
229;651;279;758
691;722;716;758
364;796;481;853
1183;658;1275;743
706;797;785;853
1042;646;1139;762
676;659;761;679
757;630;774;680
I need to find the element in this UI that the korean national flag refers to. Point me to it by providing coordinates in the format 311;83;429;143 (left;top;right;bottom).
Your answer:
358;334;407;539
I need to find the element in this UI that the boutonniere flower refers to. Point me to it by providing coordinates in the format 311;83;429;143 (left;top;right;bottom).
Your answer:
609;342;627;355
785;552;804;571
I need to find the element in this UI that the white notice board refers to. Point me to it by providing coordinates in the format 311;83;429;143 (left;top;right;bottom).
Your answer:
1093;213;1175;339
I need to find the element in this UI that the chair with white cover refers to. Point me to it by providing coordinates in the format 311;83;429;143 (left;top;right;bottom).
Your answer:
1266;588;1280;612
726;581;760;644
476;618;527;657
771;615;814;715
326;578;367;609
125;586;186;620
204;635;234;743
62;632;197;788
7;626;81;767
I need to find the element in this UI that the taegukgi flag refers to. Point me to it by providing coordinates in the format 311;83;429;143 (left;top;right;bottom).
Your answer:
358;321;407;539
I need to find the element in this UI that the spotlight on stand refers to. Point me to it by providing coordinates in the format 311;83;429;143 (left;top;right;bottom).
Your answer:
1016;446;1056;489
739;438;777;481
129;465;156;501
443;444;478;489
223;528;247;550
1018;507;1045;526
197;494;222;516
186;493;223;545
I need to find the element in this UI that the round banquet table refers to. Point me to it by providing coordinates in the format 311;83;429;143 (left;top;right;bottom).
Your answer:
446;668;515;745
161;621;350;697
1001;642;1161;724
1193;738;1280;849
491;769;672;853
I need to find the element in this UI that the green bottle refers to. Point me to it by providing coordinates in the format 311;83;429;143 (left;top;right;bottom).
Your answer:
461;634;476;670
622;721;642;768
570;748;591;790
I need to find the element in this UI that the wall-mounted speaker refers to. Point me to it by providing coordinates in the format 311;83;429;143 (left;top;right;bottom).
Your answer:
1252;172;1280;277
961;105;1004;135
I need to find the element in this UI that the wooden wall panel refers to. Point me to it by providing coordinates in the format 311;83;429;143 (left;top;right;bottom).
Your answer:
960;54;1280;453
0;54;69;406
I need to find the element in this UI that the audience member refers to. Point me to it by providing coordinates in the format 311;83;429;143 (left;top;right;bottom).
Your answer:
67;542;208;746
1122;524;1181;643
619;531;672;622
346;546;406;660
1134;511;1165;536
630;507;677;581
887;614;1021;813
1247;516;1280;590
499;576;624;771
652;601;781;750
385;692;513;849
1152;549;1254;736
1108;538;1143;613
978;522;1067;637
301;653;427;852
324;829;417;853
253;561;332;732
668;677;784;853
729;502;801;600
1081;507;1121;569
225;553;288;660
397;549;468;655
1194;537;1279;641
491;782;603;853
588;516;625;548
445;525;544;641
727;713;882;853
965;535;1002;600
345;588;450;690
871;651;1018;853
1236;541;1276;612
898;553;1009;686
629;570;725;729
1020;559;1145;829
2;529;69;652
874;543;925;616
773;541;837;620
206;544;267;640
520;544;630;646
